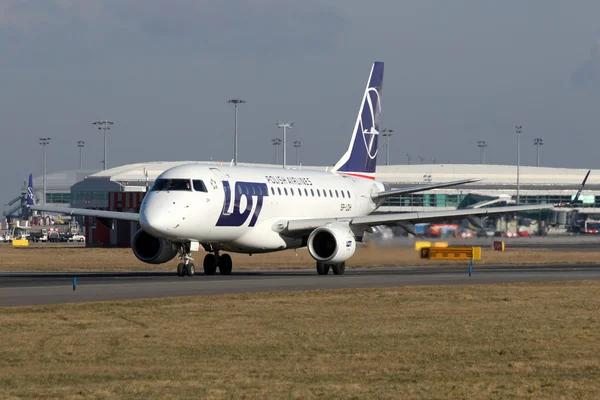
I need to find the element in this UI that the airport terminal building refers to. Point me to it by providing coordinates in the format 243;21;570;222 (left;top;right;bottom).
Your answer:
30;161;593;247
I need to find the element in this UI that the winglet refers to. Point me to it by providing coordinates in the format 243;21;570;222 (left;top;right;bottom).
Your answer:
569;170;591;206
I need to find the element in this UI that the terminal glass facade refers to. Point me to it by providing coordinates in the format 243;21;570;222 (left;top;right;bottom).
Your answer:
383;194;468;208
46;193;71;204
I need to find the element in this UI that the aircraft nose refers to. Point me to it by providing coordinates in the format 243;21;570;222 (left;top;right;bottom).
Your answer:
140;205;172;236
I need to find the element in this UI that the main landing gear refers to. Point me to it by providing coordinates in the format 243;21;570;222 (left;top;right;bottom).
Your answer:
316;261;346;275
202;252;233;276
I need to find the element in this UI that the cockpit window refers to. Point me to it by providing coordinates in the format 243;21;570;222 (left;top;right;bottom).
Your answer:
151;179;192;192
193;180;208;192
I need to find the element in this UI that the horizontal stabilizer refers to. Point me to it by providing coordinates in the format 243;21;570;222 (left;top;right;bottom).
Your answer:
29;205;139;222
371;178;482;200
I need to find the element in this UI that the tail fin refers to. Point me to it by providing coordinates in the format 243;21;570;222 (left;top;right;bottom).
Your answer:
26;173;34;206
333;61;384;178
23;173;34;219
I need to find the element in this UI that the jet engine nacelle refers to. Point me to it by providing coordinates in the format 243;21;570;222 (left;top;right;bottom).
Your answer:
131;229;178;264
307;223;356;264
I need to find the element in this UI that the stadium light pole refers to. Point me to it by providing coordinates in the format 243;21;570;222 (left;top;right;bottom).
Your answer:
477;140;488;164
381;128;393;165
227;99;246;166
534;137;543;167
271;138;281;164
39;137;51;208
93;120;114;170
515;125;522;204
406;153;411;165
276;122;294;168
293;140;302;165
419;156;424;164
77;141;85;170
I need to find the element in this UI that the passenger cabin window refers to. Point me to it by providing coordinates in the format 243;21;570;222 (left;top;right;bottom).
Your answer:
151;179;192;192
284;188;288;196
341;191;345;198
329;190;333;197
271;187;275;195
193;180;208;192
278;188;282;195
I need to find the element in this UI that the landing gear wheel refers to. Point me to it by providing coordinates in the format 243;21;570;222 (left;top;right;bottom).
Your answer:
219;254;233;275
186;263;195;276
177;263;185;277
332;262;346;275
316;262;330;275
203;254;217;276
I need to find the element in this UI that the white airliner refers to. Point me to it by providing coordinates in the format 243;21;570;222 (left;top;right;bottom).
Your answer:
32;61;554;276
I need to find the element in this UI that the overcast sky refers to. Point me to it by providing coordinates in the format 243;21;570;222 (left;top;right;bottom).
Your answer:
2;1;600;205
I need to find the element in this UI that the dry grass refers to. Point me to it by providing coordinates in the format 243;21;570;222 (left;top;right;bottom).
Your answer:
0;242;599;272
1;282;600;399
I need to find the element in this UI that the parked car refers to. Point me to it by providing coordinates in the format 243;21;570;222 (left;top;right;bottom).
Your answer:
476;229;495;238
68;235;85;243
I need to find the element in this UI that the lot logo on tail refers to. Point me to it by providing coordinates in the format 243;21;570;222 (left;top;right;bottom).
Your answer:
362;87;382;160
26;173;34;205
216;181;269;227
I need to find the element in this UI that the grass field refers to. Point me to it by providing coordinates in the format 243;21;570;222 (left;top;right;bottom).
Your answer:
0;242;599;272
1;281;600;399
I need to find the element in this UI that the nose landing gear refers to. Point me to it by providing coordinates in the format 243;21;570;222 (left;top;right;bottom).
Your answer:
177;243;195;277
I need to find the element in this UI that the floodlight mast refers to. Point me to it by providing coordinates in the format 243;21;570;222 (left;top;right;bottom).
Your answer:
227;99;246;166
276;122;294;168
271;138;281;164
93;120;114;170
515;125;522;204
477;140;488;164
77;141;85;170
381;128;393;165
533;137;544;167
38;137;51;210
293;140;302;165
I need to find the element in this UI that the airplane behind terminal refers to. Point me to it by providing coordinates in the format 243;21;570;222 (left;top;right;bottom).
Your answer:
21;174;34;219
32;61;556;277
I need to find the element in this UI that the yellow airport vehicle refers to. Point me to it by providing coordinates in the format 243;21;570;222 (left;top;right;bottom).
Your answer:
433;242;448;248
414;241;431;250
420;246;481;260
12;239;29;247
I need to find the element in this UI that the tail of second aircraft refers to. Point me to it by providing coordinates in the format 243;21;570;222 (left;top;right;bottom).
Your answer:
26;173;34;206
22;173;34;219
332;61;384;179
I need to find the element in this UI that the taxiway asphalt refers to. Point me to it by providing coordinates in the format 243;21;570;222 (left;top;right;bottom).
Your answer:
1;264;600;307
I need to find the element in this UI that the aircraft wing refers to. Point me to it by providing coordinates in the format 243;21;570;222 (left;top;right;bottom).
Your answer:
273;204;555;236
29;205;139;222
371;178;482;200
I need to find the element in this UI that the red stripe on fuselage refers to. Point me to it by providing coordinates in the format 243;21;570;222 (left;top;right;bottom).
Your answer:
338;172;376;180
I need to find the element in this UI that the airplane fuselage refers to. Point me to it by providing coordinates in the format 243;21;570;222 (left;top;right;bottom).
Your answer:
140;164;385;253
